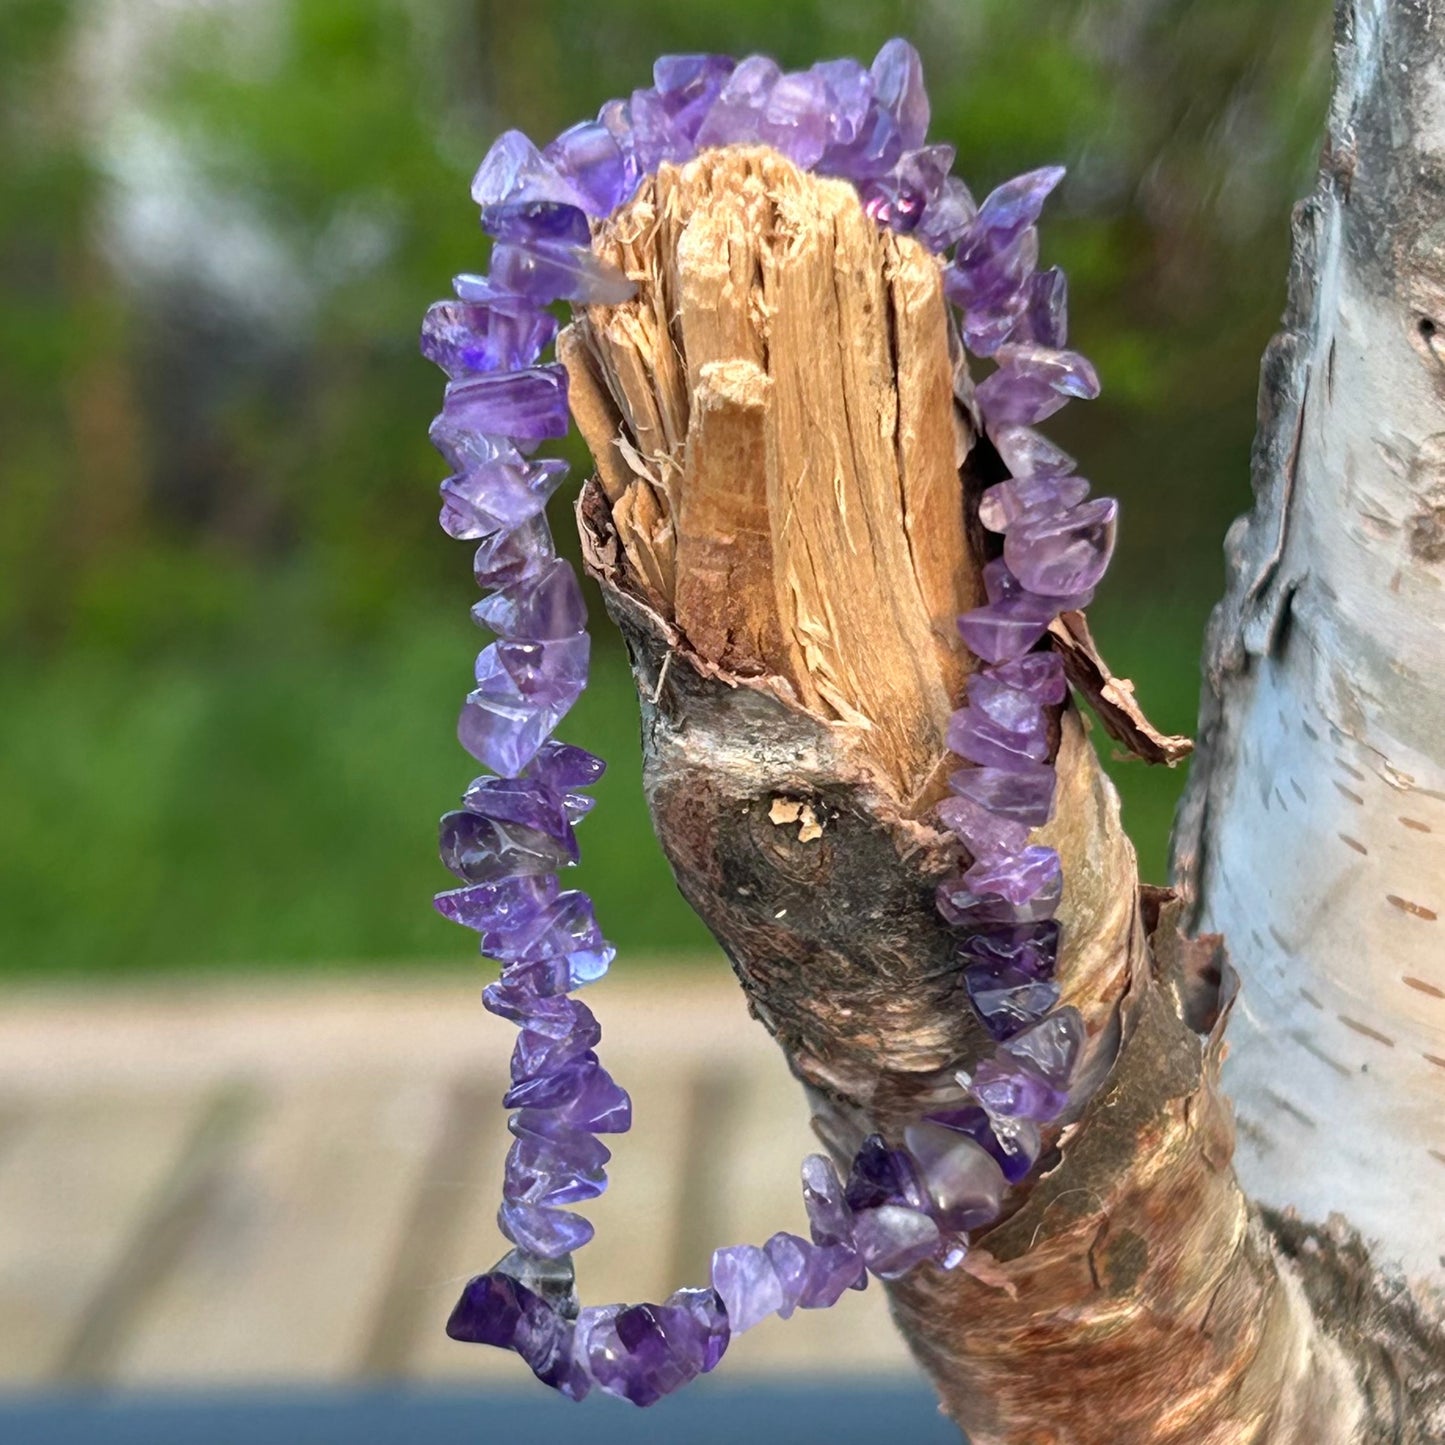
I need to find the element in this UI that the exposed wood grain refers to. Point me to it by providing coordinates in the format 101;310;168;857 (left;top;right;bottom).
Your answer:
566;147;978;803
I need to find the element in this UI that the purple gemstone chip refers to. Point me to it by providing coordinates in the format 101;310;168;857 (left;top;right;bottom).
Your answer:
421;298;559;378
924;1104;1042;1186
902;1120;1008;1232
710;1243;784;1334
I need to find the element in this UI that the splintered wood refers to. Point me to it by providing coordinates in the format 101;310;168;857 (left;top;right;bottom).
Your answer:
560;148;980;803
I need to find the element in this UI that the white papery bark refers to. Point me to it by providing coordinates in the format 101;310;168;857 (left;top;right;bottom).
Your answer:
1174;0;1445;1297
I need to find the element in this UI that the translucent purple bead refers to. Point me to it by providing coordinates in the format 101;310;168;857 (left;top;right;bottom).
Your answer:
472;559;588;641
710;1243;783;1333
870;39;929;150
543;120;633;217
1004;497;1119;599
441;365;571;442
936;867;1062;927
489;239;637;307
499;1200;596;1259
421;298;559;378
961;845;1063;906
801;1153;855;1247
902;1121;1008;1231
964;964;1062;1041
948;763;1057;827
924;1105;1042;1186
434;873;560;932
977;473;1092;534
438;809;576;884
852;1205;941;1278
473;516;556;589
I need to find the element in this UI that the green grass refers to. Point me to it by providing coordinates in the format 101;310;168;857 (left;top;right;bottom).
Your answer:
0;586;1208;980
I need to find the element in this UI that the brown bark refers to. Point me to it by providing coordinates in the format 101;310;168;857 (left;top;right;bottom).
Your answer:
556;147;1402;1441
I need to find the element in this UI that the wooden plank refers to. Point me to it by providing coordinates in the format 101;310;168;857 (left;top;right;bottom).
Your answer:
115;1076;448;1386
0;1090;207;1386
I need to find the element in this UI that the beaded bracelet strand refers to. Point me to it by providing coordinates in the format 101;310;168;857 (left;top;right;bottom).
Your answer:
421;40;1117;1407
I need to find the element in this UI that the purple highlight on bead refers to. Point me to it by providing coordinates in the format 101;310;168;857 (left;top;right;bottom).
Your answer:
510;998;603;1080
439;455;569;542
763;1231;812;1318
442;365;571;442
956;920;1061;979
665;1286;731;1372
447;1271;592;1401
422;298;559;378
948;762;1057;828
544;120;633;216
852;1204;941;1278
526;740;607;791
490;238;637;307
464;776;575;845
801;1153;855;1248
627;87;694;172
968;1007;1085;1123
924;1104;1042;1185
1004;496;1118;599
473;516;556;589
870;39;930;150
471;129;593;227
434;873;560;932
439;809;576;884
504;1132;609;1208
499;1200;596;1259
962;845;1062;907
796;1241;867;1307
654;54;737;139
845;1134;930;1214
1019;266;1068;348
977;473;1092;533
710;1244;784;1334
964;964;1062;1041
937;791;1031;860
903;1120;1007;1231
472;559;588;641
988;651;1068;705
993;425;1078;478
936;866;1063;928
947;682;1049;770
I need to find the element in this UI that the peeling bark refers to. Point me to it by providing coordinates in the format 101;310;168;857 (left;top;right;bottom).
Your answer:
1174;0;1445;1315
557;140;1411;1438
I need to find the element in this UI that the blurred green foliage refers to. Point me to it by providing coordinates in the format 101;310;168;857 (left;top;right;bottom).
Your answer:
0;0;1328;976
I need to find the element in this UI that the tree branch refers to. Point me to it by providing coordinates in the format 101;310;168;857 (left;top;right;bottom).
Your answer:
561;148;1384;1441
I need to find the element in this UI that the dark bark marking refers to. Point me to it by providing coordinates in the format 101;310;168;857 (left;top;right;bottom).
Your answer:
1290;1028;1353;1079
1264;1089;1318;1129
1386;894;1439;921
1400;816;1432;833
1338;1016;1397;1048
1338;833;1369;855
1334;781;1366;805
1403;976;1445;999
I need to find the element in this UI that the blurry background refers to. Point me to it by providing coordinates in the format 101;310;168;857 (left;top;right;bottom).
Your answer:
0;0;1331;1434
0;0;1329;980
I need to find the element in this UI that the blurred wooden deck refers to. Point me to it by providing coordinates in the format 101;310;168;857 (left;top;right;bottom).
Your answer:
0;967;918;1393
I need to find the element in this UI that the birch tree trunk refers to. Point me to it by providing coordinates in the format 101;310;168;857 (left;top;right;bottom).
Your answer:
557;3;1445;1436
1174;0;1445;1297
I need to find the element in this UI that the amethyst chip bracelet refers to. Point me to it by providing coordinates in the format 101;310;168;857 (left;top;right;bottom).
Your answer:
422;40;1118;1407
